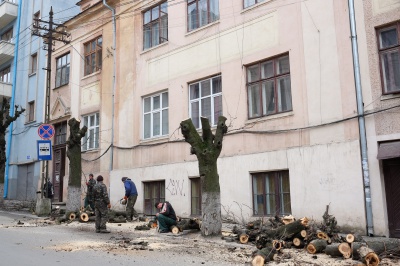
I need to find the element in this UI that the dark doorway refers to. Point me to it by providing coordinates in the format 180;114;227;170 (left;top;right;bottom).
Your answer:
383;158;400;238
52;122;67;202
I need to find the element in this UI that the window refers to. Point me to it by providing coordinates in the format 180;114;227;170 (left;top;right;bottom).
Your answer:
191;178;202;216
27;101;35;122
143;2;168;50
82;113;99;151
54;121;67;145
247;54;292;119
55;53;70;87
252;170;291;216
377;23;400;94
143;92;169;139
0;67;11;83
33;11;40;29
84;36;102;76
144;181;165;215
187;0;219;32
1;28;13;42
30;54;37;75
189;75;222;128
244;0;266;9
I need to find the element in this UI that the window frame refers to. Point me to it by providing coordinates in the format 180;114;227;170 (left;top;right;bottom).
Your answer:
33;11;40;32
187;0;220;32
243;0;266;9
246;53;292;119
0;66;11;83
82;113;100;151
377;22;400;94
54;121;67;146
55;53;70;88
30;53;37;75
143;91;169;139
190;177;202;216
27;101;35;122
143;1;168;50
188;75;222;129
83;36;102;76
252;170;291;216
1;28;13;42
143;181;165;215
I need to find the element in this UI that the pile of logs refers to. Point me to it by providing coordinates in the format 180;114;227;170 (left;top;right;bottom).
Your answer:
225;205;400;266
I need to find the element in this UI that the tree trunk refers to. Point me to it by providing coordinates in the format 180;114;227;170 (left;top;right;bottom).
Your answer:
180;116;227;236
307;239;328;254
325;243;343;257
338;242;352;259
358;246;380;266
66;118;87;213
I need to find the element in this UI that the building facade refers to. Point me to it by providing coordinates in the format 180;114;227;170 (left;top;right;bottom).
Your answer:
1;0;79;207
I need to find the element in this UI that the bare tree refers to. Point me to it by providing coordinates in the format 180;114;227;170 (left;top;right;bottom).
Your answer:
180;116;227;236
66;118;87;212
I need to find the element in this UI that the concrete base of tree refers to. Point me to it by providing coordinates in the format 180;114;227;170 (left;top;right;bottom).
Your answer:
66;186;81;213
35;197;51;216
0;184;4;208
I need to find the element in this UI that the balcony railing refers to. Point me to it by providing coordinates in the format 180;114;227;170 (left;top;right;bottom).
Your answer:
0;0;18;29
0;81;12;99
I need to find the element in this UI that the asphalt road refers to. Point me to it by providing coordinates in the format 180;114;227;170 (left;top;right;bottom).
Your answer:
0;210;249;266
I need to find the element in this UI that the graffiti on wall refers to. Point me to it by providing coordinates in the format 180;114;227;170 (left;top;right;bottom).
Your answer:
166;179;185;196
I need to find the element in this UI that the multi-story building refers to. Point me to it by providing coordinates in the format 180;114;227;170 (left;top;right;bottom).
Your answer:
49;0;400;237
1;0;79;207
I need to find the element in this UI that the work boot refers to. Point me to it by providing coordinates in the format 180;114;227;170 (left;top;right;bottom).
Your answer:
100;229;110;233
96;229;100;233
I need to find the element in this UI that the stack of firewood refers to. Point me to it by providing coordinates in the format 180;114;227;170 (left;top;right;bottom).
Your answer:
226;205;400;266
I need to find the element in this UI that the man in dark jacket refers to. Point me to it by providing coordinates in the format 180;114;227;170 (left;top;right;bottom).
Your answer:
155;201;177;233
84;173;96;210
121;177;138;221
93;175;111;233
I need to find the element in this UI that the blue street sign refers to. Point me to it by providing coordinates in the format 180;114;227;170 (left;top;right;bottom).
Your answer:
37;140;52;161
38;124;55;140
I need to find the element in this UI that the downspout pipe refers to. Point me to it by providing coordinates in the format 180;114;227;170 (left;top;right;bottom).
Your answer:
102;0;116;173
348;0;374;236
4;0;22;199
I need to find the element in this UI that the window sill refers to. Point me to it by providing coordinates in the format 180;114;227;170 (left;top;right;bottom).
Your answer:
140;135;169;144
82;70;101;80
141;42;168;55
381;93;400;101
185;20;220;37
24;120;36;125
54;83;69;90
245;111;294;125
81;148;100;154
241;0;274;14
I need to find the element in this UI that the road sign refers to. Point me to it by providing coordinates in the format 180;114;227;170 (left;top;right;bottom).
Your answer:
37;140;52;161
38;124;55;140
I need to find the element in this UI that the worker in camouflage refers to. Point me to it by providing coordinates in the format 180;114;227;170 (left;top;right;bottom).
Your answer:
84;173;96;210
93;175;111;233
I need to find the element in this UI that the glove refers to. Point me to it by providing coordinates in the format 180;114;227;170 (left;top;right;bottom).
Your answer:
107;203;111;209
123;196;128;200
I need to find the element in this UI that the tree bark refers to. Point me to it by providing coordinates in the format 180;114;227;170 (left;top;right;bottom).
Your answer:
325;243;343;257
66;118;87;213
307;239;328;254
180;116;227;236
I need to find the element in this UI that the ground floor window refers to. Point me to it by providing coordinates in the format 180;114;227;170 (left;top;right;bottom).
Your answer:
252;170;291;216
144;181;165;215
190;178;202;216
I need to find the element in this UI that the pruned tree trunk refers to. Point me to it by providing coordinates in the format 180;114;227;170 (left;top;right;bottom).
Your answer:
66;118;87;213
180;116;227;236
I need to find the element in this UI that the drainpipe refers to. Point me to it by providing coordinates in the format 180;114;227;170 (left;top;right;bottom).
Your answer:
348;0;374;236
4;0;22;199
102;0;116;174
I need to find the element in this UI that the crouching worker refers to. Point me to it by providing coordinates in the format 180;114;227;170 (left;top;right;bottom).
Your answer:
154;201;177;233
93;175;111;233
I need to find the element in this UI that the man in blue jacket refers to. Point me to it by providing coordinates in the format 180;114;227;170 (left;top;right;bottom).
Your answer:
121;177;138;221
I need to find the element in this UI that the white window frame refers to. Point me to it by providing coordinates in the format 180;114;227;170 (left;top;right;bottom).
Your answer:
189;75;222;129
143;91;169;139
82;113;99;151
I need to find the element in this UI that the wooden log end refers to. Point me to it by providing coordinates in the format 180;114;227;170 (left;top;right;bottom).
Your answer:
307;243;317;254
80;212;89;222
364;252;379;266
300;217;309;226
170;226;180;234
338;242;351;257
346;234;355;243
68;212;76;220
239;233;249;244
300;230;307;238
251;255;265;266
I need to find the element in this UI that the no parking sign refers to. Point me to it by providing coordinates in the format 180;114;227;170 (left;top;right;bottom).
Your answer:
38;124;55;140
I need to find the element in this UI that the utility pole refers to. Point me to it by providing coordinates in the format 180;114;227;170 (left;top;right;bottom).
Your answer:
32;7;71;199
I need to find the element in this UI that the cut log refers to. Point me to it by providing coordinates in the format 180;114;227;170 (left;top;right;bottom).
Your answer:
338;242;352;259
239;233;249;244
282;215;295;225
362;237;400;256
352;242;367;260
358;246;379;266
293;237;305;248
346;234;355;243
176;218;201;231
307;239;328;254
148;221;157;228
300;230;307;238
317;230;329;240
252;245;276;266
79;212;89;222
325;243;343;257
272;240;284;251
67;212;76;221
170;225;180;234
138;217;149;222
